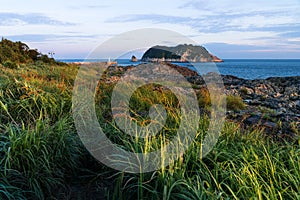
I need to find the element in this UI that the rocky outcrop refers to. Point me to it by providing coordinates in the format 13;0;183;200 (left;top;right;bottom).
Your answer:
209;54;223;63
230;76;299;134
189;74;300;137
141;44;223;63
103;63;299;138
131;55;138;62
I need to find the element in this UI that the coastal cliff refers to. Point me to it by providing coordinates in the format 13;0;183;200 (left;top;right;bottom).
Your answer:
141;44;223;62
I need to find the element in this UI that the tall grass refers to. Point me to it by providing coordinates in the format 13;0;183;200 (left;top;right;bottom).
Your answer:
103;121;299;199
0;63;299;199
94;78;299;199
0;63;84;199
0;117;83;199
0;63;76;124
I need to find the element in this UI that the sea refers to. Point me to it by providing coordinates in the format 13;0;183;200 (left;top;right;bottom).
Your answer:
57;59;300;80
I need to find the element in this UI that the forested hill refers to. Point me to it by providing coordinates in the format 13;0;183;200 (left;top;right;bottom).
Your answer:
0;38;56;67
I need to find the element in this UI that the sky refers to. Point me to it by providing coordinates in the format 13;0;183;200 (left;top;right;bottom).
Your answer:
1;0;300;59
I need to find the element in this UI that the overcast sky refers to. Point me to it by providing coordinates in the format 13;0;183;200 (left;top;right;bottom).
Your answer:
1;0;300;59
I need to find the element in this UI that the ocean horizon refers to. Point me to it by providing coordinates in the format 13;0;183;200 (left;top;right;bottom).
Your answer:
57;58;300;80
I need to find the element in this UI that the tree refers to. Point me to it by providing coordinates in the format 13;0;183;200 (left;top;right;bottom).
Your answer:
0;38;56;65
27;49;40;61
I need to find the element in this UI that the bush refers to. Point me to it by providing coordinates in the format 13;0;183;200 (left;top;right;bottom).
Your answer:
3;61;18;69
38;55;55;64
240;87;249;95
226;95;246;111
197;87;211;108
0;38;57;65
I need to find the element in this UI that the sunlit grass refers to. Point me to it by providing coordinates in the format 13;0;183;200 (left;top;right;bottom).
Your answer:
0;63;299;199
1;117;83;199
103;121;299;199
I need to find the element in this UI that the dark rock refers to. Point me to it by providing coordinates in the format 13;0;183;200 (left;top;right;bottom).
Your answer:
163;62;199;77
187;76;205;85
245;115;262;125
131;55;138;62
263;121;278;130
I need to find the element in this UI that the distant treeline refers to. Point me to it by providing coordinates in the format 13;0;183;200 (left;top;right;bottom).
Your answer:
0;38;57;68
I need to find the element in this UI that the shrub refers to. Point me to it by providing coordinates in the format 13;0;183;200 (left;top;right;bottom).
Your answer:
3;61;18;69
0;38;58;65
240;87;249;95
38;55;55;64
226;95;246;111
197;87;211;108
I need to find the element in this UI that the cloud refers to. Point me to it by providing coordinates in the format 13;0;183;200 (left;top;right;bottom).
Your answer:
69;4;110;10
203;42;300;58
106;14;226;33
287;38;300;43
4;34;97;43
106;14;194;24
178;0;210;10
0;13;76;26
178;0;300;33
105;1;300;35
281;32;300;38
179;0;300;15
204;42;268;52
106;12;299;34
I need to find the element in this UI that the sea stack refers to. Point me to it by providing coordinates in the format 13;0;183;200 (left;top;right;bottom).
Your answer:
131;55;138;62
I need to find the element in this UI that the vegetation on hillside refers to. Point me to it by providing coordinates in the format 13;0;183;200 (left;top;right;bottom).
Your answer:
0;38;58;68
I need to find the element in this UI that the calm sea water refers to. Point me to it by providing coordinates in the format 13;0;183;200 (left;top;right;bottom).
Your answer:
58;59;300;80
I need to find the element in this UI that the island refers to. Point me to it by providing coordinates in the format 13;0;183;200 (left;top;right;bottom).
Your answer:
141;44;223;62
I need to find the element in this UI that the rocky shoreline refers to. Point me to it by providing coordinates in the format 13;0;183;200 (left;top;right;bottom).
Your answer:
213;75;298;137
102;63;299;138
